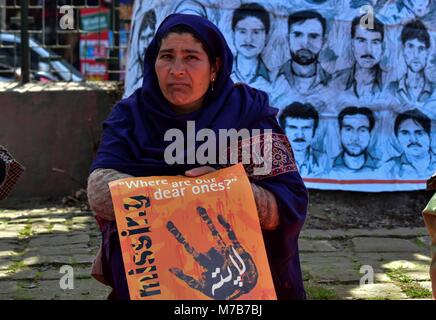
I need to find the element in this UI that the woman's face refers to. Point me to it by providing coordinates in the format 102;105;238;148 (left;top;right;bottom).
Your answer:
155;32;218;114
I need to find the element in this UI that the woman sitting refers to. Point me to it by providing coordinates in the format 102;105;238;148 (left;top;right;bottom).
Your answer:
87;13;308;300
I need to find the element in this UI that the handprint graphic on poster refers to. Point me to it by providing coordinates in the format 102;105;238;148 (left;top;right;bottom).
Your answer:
166;207;258;300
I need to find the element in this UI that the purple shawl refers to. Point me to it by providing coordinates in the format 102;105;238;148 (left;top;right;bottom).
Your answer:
90;13;308;300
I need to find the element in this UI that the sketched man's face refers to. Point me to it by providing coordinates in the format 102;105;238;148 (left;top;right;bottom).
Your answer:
234;16;267;59
403;39;429;73
284;118;315;152
340;114;371;157
289;19;324;66
405;0;431;17
352;26;383;69
138;25;155;64
397;119;430;158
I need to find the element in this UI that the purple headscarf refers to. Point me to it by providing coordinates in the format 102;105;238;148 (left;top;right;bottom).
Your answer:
90;13;278;176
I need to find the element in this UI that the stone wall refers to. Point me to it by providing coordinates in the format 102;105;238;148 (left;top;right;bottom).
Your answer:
0;82;121;197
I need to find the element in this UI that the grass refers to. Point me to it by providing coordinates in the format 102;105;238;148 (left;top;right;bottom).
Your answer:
34;271;43;281
12;283;36;300
46;223;54;233
18;224;33;239
305;283;337;300
386;268;413;283
352;260;362;272
387;268;432;299
402;284;432;299
302;270;313;281
413;238;427;248
64;219;74;227
11;292;34;300
7;260;26;274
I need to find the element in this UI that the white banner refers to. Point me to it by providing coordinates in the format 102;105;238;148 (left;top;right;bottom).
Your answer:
124;0;436;191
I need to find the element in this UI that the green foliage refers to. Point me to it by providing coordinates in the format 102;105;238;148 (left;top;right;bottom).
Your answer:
387;268;432;299
18;224;33;239
305;284;337;300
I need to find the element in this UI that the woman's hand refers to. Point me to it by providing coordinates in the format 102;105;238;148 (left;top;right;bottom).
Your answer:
185;166;216;177
251;183;280;231
87;168;133;221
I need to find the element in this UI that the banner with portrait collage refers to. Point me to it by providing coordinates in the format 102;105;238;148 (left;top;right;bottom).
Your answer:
124;0;436;191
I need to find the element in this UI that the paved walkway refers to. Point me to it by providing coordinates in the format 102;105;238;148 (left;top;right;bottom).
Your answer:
0;206;433;300
300;227;433;300
0;207;111;300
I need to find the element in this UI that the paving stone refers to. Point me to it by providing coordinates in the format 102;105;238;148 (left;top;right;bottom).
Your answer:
345;262;393;284
413;253;432;262
35;254;95;265
300;229;328;239
28;209;51;214
16;279;111;300
72;254;95;264
5;268;38;281
382;260;428;271
348;228;428;239
299;239;337;252
333;283;408;300
300;254;360;283
12;281;57;300
24;244;90;257
0;250;18;258
28;234;90;247
26;213;68;220
22;256;46;266
69;224;91;232
300;229;346;240
354;253;430;279
38;266;92;280
404;271;431;281
43;256;75;265
0;230;20;238
90;231;102;238
373;272;393;283
0;258;12;270
1;225;28;232
29;218;55;224
46;219;67;224
71;216;94;224
357;252;430;263
6;219;30;225
0;281;17;294
0;270;12;279
69;234;91;243
418;281;432;293
49;224;70;233
0;241;18;251
67;231;94;237
52;279;112;300
0;213;29;220
30;224;52;235
352;237;422;253
417;236;431;246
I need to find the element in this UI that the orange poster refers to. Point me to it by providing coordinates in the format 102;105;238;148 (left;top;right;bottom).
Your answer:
109;163;277;300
